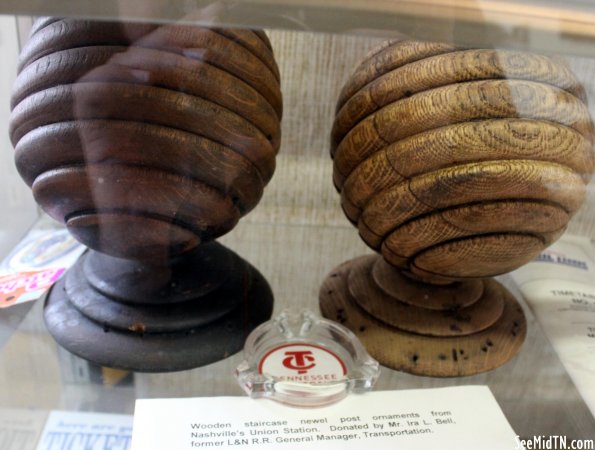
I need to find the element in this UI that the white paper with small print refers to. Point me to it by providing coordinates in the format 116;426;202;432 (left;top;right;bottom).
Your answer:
132;386;519;450
35;411;132;450
512;234;595;418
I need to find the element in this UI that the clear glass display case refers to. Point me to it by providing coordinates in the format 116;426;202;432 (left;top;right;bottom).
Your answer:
0;2;594;447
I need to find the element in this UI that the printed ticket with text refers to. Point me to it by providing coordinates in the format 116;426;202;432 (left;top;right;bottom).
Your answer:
131;386;520;450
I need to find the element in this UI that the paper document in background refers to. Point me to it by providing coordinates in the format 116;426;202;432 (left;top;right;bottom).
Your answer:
512;234;595;418
0;408;48;450
132;386;519;450
36;410;133;450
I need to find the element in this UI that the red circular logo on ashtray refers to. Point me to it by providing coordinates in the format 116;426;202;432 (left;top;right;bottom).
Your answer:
258;344;347;383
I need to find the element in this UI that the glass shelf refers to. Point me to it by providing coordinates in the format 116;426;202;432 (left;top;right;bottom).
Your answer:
0;221;594;440
3;0;595;56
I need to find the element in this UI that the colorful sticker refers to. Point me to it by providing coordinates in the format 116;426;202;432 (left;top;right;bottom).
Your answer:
0;268;65;308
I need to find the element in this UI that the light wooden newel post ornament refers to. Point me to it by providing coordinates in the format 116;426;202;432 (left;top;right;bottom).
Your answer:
320;40;594;376
9;18;282;372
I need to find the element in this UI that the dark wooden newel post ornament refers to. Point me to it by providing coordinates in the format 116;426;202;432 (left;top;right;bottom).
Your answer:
320;40;594;376
9;17;282;371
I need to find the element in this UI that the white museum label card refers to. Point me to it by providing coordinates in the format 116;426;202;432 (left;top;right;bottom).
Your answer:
512;234;595;417
35;411;133;450
132;386;519;450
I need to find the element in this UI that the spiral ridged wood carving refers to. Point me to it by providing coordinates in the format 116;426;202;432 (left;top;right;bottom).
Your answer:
332;41;592;281
10;18;282;261
9;18;282;372
320;40;594;376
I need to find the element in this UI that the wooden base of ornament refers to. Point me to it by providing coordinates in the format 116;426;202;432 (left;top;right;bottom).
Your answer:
43;242;273;372
319;255;526;377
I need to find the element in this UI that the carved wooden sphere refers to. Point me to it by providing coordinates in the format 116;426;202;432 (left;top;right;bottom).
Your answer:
9;18;282;260
332;40;594;281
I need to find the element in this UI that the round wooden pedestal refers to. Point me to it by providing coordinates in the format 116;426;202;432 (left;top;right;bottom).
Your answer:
319;255;526;377
44;242;273;372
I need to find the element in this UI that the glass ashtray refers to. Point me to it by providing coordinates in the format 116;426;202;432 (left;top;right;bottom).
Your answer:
235;310;380;407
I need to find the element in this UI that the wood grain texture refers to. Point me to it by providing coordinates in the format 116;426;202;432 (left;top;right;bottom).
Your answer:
382;201;568;267
11;46;281;151
127;25;284;119
14;121;265;214
43;243;274;372
340;148;405;223
18;19;283;118
12;46;124;107
359;160;586;251
9;82;276;183
19;20;159;71
386;118;594;181
334;79;593;187
411;233;547;280
237;31;594;246
335;40;457;120
348;255;504;336
372;258;483;310
330;40;594;314
319;256;527;377
252;30;273;50
15;17;283;374
68;213;201;261
11;21;282;263
212;27;280;81
32;165;240;240
341;118;594;222
333;49;587;150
